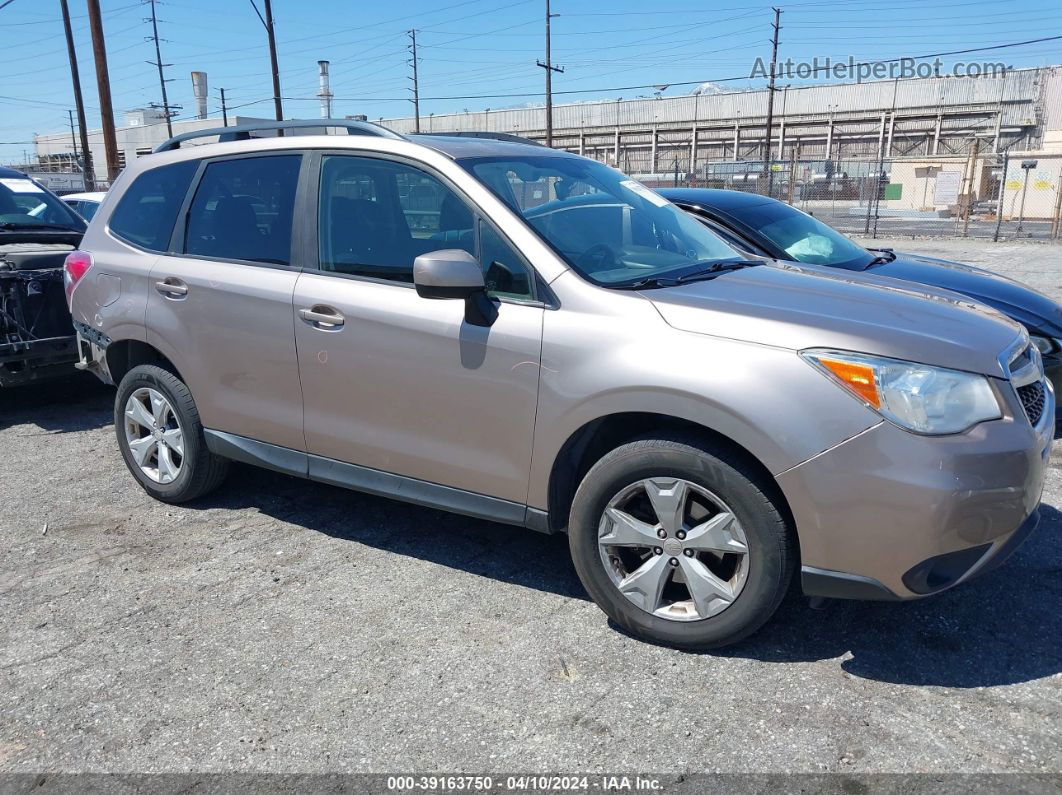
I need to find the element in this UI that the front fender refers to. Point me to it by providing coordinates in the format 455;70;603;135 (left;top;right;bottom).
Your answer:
526;275;880;510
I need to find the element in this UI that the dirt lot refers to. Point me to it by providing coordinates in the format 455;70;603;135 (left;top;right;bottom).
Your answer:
1;239;1060;776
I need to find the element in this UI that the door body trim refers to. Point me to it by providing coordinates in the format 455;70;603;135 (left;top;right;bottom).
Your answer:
203;429;552;532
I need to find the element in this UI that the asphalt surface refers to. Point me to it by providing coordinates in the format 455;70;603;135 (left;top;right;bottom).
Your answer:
1;239;1061;775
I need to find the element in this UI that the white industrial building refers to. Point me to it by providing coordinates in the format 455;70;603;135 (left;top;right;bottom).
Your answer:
32;108;271;190
30;65;1062;213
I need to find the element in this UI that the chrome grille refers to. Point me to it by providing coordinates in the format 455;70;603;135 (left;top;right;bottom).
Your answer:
1017;380;1046;427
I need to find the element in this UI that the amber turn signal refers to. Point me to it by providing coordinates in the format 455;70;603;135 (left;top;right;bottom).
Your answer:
815;357;881;409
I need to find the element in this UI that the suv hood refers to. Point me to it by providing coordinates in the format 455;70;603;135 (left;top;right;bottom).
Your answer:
872;252;1062;338
645;261;1023;377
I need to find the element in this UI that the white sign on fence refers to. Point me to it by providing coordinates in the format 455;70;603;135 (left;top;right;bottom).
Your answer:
23;171;85;193
934;170;962;206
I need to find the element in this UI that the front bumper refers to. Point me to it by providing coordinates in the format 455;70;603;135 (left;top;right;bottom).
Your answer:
778;380;1052;600
1043;355;1062;435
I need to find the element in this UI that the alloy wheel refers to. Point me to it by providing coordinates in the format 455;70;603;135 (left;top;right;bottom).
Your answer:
597;477;750;621
123;387;184;484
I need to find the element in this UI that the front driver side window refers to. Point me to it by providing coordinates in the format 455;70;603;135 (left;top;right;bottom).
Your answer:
319;155;535;300
319;155;475;283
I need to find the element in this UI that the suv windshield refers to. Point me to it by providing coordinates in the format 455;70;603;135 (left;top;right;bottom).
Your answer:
731;200;873;270
0;175;86;233
460;155;739;286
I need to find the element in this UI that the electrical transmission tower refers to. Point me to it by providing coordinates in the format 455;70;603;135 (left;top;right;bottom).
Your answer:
536;0;563;148
145;0;180;137
409;29;421;134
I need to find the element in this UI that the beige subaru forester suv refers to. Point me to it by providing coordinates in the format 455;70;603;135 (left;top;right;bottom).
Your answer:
66;121;1051;649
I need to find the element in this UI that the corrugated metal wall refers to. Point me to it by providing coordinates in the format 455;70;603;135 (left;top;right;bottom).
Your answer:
383;66;1053;134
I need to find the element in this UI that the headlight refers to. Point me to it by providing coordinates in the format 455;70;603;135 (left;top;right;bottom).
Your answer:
802;349;1001;435
1030;335;1057;355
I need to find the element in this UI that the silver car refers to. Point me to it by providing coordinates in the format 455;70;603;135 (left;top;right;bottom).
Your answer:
66;122;1051;649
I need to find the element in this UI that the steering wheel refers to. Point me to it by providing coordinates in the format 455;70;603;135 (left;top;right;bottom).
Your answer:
577;243;617;272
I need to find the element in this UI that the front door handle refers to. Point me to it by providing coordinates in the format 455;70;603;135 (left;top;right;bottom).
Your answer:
299;305;345;329
155;278;188;299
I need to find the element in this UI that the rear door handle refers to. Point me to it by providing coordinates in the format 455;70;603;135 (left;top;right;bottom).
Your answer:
155;278;188;298
298;306;345;329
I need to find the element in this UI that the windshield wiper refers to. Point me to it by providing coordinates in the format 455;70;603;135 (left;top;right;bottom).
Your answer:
675;258;765;281
865;247;896;267
617;258;764;290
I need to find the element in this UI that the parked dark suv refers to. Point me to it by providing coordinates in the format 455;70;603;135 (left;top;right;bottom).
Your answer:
660;187;1062;428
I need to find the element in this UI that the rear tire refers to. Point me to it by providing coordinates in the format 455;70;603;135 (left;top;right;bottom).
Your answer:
568;434;793;649
114;364;228;503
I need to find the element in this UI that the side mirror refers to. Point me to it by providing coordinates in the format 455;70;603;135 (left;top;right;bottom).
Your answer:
413;249;497;327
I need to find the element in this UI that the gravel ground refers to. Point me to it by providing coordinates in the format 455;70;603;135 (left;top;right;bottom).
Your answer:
1;239;1060;776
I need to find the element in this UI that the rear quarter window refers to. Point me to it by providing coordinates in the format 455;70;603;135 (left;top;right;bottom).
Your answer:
108;160;198;251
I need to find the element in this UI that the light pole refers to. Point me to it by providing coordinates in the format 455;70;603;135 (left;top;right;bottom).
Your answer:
1016;159;1038;236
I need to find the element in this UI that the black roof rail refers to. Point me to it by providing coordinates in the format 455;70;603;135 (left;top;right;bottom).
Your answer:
413;131;545;146
154;119;405;153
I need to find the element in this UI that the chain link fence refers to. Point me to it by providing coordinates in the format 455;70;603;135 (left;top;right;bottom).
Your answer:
632;153;1062;242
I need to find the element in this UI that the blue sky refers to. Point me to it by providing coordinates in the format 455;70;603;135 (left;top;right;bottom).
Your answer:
2;0;1061;163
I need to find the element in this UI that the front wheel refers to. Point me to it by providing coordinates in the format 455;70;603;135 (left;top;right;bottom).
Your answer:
568;435;794;649
114;364;228;503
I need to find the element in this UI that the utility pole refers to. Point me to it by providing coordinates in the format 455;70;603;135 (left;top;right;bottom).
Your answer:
763;7;781;192
250;0;283;123
59;0;94;190
408;29;421;134
993;150;1009;242
219;88;229;126
146;0;173;138
960;137;979;238
67;109;79;162
86;0;120;182
264;0;282;122
536;0;563;148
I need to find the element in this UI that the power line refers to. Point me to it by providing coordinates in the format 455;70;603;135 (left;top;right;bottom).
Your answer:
3;1;140;25
271;33;1062;104
8;26;1049;120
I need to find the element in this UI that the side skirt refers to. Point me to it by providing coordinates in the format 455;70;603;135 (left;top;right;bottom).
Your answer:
203;429;555;534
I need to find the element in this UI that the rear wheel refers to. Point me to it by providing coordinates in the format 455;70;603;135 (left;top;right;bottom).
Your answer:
568;434;793;649
114;364;228;503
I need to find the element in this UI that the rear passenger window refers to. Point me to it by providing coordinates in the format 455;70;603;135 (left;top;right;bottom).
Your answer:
184;155;301;265
108;160;197;251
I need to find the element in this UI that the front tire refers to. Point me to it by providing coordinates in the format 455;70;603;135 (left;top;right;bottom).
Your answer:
114;364;228;503
568;434;794;649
